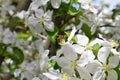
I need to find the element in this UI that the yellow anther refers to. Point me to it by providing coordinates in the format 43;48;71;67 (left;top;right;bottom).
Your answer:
85;45;92;50
62;73;69;80
39;18;44;24
102;64;111;71
70;61;77;68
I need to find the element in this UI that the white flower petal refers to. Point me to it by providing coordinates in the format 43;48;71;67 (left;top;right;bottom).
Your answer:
35;9;44;18
67;26;76;42
56;57;70;68
44;10;53;21
78;50;95;67
85;60;102;74
78;51;95;67
40;0;49;5
111;49;119;55
89;38;103;46
30;0;49;10
108;55;119;68
29;23;43;34
73;44;85;54
77;67;91;80
101;41;112;47
76;34;89;46
107;70;118;80
61;43;77;60
43;72;59;80
98;47;111;64
56;49;63;57
44;21;54;31
27;15;38;26
92;71;106;80
51;0;61;9
63;67;75;76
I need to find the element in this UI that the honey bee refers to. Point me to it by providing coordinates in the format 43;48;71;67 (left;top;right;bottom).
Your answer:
57;34;65;45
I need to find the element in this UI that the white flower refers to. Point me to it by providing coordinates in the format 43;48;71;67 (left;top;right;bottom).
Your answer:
86;47;119;80
26;8;54;34
54;43;91;79
55;43;77;75
0;27;16;44
73;34;89;53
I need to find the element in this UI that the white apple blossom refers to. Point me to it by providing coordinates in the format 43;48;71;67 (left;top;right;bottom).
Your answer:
86;47;119;80
53;43;91;79
0;26;17;44
0;0;120;80
73;34;101;53
26;8;54;34
78;0;98;14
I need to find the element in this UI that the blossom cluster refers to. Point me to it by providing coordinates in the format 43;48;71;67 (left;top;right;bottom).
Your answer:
0;0;120;80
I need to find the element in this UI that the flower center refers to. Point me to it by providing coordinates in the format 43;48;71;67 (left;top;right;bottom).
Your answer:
85;44;92;50
70;60;77;68
62;73;69;80
110;40;119;48
39;18;44;24
102;64;111;71
43;65;49;71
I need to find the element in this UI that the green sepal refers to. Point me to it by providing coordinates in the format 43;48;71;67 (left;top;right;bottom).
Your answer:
92;43;101;53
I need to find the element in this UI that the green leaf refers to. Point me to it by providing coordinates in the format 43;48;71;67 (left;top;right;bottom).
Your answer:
92;43;101;53
10;47;24;65
114;67;120;80
81;23;92;40
48;60;60;70
46;26;58;43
